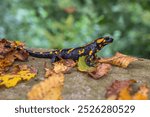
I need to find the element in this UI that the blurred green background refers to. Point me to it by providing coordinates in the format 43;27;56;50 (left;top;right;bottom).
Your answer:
0;0;150;58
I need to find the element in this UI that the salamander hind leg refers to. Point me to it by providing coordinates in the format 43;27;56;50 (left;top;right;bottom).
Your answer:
51;56;60;63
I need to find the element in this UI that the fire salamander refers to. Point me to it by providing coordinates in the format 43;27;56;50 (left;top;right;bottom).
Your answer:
26;36;113;66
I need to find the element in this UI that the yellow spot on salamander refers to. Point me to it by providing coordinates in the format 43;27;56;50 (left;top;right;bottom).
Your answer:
55;51;58;54
98;44;103;48
96;38;105;43
49;51;53;54
89;50;93;55
78;49;85;55
40;52;43;54
96;49;99;52
67;48;74;54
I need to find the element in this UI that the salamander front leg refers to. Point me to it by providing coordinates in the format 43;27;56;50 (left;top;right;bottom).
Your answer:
85;55;95;66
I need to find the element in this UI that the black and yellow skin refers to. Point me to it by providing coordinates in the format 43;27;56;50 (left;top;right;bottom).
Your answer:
26;36;113;66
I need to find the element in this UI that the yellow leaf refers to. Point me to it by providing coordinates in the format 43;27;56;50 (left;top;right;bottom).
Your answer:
0;65;37;88
0;75;21;88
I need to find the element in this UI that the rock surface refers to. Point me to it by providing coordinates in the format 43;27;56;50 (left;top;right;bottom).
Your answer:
0;49;150;100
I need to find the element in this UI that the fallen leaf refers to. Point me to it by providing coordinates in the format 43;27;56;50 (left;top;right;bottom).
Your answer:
0;52;17;74
106;80;149;100
0;39;28;74
13;50;29;61
27;73;64;100
77;56;95;72
119;85;149;100
46;59;76;76
0;39;12;55
14;40;25;47
132;85;149;100
45;68;54;78
105;80;136;99
0;39;25;56
88;63;111;79
63;59;76;68
118;87;133;100
53;62;69;73
98;52;138;68
0;65;37;88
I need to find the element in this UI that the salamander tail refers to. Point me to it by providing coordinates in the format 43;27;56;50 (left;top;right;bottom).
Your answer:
26;49;53;58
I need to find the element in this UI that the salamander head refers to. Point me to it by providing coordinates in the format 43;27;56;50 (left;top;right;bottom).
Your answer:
96;36;113;47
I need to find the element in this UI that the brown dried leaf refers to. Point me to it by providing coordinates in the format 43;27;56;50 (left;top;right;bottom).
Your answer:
98;52;138;68
106;80;149;100
0;39;28;74
63;59;76;68
0;39;13;56
105;80;136;99
53;62;69;73
27;73;64;100
88;63;111;79
45;68;54;78
45;59;76;78
13;50;29;61
0;50;28;74
0;53;16;74
53;59;76;74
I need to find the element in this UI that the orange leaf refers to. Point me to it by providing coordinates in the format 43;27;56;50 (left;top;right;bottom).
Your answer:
118;85;149;100
132;85;149;100
53;62;69;73
105;80;135;99
118;87;132;100
106;80;149;100
98;52;138;68
52;59;76;74
27;73;64;100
